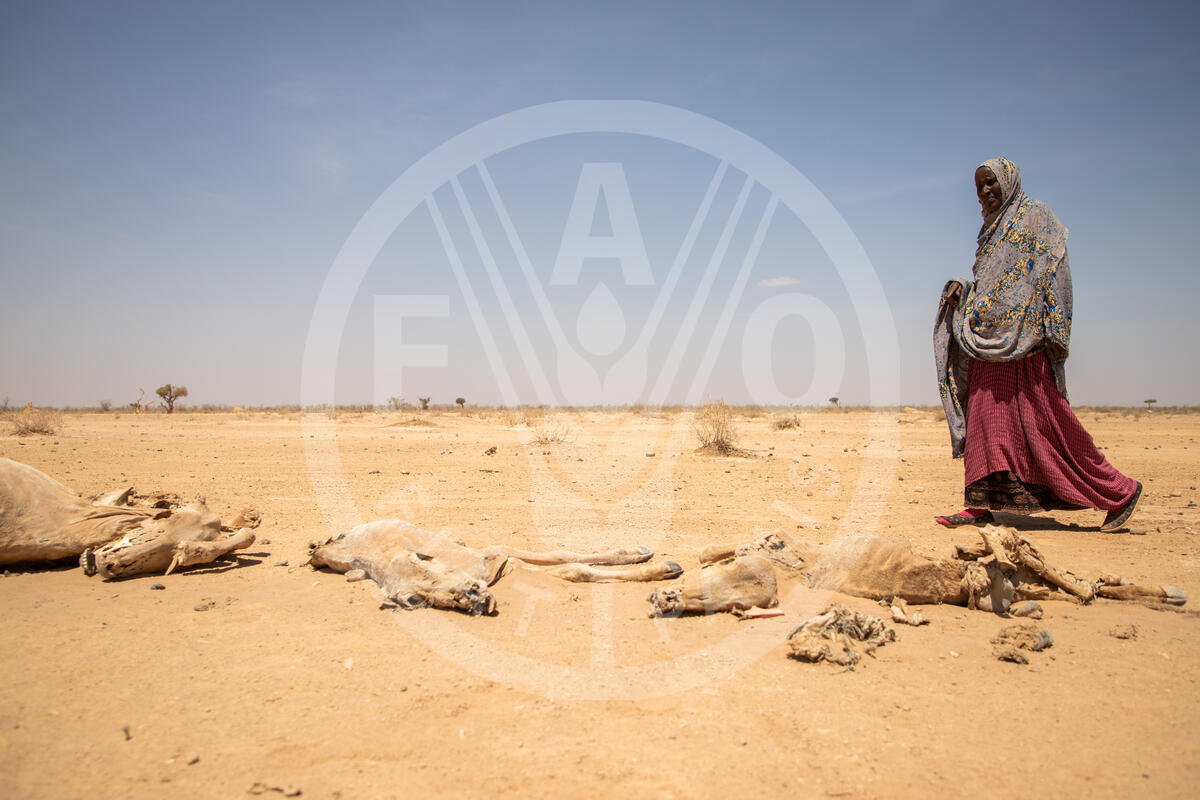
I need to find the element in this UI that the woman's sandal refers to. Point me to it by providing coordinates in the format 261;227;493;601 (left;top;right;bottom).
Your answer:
935;509;994;528
1100;482;1143;532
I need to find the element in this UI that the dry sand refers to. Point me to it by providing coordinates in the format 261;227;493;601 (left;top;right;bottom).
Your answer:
1;407;1197;798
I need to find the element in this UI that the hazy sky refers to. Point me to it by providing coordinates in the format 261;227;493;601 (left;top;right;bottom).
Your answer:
2;0;1197;408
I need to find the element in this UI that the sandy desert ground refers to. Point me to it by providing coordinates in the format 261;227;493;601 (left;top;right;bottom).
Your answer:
1;407;1197;799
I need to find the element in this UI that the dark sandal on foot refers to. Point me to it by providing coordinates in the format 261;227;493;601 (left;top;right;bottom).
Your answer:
935;510;994;528
1100;482;1142;532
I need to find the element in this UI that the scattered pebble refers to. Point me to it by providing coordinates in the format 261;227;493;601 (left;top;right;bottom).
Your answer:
186;752;200;766
274;559;289;567
149;583;165;591
122;725;132;741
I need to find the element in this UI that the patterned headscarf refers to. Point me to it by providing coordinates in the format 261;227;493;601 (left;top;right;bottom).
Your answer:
933;157;1073;456
976;156;1024;241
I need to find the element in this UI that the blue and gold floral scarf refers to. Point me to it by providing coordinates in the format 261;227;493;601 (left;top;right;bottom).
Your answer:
934;157;1073;456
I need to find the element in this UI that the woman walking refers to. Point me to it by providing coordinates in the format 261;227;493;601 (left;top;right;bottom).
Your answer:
933;157;1141;530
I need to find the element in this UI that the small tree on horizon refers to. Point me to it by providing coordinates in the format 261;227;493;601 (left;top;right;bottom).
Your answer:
156;384;188;414
418;396;431;410
1144;398;1157;412
829;396;840;409
455;397;466;409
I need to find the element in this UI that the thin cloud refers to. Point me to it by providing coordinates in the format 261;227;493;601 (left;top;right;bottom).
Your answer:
755;276;801;288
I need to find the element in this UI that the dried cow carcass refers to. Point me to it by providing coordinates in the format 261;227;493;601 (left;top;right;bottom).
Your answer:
309;519;678;615
0;457;258;578
698;525;1186;616
1;458;158;565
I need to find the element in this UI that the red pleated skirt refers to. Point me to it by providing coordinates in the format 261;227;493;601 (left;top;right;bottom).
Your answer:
963;352;1137;513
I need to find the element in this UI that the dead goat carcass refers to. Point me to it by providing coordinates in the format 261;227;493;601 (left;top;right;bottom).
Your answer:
308;519;680;615
0;458;258;578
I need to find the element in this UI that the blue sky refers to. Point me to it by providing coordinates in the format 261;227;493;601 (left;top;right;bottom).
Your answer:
2;0;1197;407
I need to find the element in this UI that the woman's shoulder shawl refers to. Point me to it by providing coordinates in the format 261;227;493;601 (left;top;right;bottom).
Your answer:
958;194;1072;365
933;195;1074;455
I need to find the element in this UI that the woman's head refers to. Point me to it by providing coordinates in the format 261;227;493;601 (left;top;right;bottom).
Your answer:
975;157;1021;222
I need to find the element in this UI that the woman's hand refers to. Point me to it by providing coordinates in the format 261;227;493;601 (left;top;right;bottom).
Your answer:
944;281;963;306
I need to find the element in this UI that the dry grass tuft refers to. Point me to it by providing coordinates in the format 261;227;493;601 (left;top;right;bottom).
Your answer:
773;414;803;431
532;419;573;446
9;408;62;436
693;397;742;454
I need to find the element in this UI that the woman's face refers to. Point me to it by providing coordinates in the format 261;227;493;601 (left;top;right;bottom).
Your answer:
975;166;1004;218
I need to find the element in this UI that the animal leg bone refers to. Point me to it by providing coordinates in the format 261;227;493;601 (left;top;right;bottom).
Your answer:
482;545;652;566
1095;582;1186;605
521;559;682;583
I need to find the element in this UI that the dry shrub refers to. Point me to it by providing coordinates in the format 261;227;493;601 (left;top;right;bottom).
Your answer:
773;414;803;431
502;407;529;427
693;398;740;453
532;419;572;446
9;408;62;436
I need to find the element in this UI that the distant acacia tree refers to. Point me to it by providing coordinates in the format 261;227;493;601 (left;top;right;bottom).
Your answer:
1144;398;1157;411
455;397;466;409
829;396;840;409
156;384;188;414
418;396;431;410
